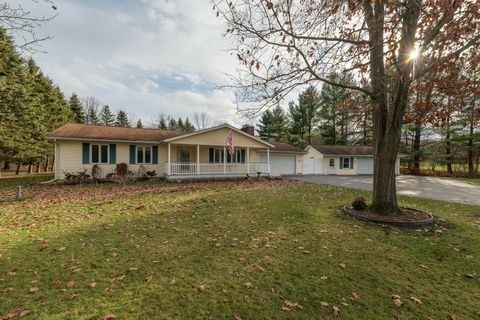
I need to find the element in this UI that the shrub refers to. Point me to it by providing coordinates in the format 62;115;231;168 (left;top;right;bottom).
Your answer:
115;163;128;177
352;196;367;211
146;170;157;177
91;164;102;181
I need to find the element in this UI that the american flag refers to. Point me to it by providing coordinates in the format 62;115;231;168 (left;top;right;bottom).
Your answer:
227;131;235;156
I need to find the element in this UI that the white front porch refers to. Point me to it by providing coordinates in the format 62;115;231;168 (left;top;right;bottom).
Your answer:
164;162;270;181
164;143;270;181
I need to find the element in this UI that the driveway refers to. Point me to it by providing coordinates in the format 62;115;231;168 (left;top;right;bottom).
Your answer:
286;175;480;206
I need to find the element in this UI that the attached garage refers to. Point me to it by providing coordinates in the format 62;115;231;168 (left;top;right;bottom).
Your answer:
259;141;305;176
303;145;324;175
357;157;374;175
261;153;297;175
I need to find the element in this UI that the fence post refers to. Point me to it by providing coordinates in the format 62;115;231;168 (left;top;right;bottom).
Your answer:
16;186;22;200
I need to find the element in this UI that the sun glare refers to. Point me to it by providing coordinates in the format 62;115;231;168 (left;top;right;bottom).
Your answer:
409;49;419;60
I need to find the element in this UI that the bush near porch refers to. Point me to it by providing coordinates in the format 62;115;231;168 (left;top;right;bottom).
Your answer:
0;177;479;319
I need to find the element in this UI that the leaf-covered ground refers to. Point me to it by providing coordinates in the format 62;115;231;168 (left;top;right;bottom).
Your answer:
0;176;479;319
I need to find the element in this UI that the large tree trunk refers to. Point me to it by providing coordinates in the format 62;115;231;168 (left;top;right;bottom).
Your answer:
445;117;453;174
3;161;10;170
27;164;32;174
413;123;421;172
468;116;474;176
15;162;21;175
43;157;49;172
366;0;420;214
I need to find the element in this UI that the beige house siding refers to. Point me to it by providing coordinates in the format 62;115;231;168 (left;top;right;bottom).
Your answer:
55;140;161;179
167;127;268;148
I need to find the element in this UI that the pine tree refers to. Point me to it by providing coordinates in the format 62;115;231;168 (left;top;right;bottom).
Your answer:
183;118;195;132
288;86;320;147
115;110;130;127
136;119;143;128
168;118;177;131
257;105;288;141
69;93;85;123
158;116;168;130
99;105;115;126
87;107;99;124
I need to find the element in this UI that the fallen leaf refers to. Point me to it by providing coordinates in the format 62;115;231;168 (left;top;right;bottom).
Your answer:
281;300;303;311
1;287;13;292
233;314;242;320
351;292;360;299
339;263;346;269
418;264;429;269
1;309;29;319
111;275;125;282
320;301;329;307
29;287;39;293
320;276;328;280
390;294;401;300
393;298;402;307
410;296;422;304
102;315;117;320
56;247;67;252
198;284;206;292
332;306;340;318
145;275;153;283
127;267;138;273
465;273;475;279
87;282;96;288
244;282;254;289
69;293;78;300
66;280;76;288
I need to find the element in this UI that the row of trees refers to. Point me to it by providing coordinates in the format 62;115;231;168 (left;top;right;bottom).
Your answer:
257;75;373;148
0;28;71;173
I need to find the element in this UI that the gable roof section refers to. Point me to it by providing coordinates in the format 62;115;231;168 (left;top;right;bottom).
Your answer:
162;123;275;148
46;123;183;143
258;141;305;154
308;144;374;156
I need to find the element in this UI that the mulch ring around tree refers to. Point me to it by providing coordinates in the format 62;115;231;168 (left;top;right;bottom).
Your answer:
343;205;433;226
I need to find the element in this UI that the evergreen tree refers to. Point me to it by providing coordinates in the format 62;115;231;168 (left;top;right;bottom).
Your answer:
158;116;168;130
257;105;288;141
87;107;99;124
168;118;177;131
115;110;130;127
69;93;85;123
99;105;115;126
288;86;320;147
136;119;143;128
183;118;195;132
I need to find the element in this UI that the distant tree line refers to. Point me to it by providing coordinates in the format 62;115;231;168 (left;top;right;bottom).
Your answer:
257;73;373;148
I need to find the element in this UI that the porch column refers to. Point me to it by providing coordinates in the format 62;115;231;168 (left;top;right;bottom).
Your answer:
246;147;250;175
167;143;171;175
223;146;227;174
196;144;200;174
267;147;270;174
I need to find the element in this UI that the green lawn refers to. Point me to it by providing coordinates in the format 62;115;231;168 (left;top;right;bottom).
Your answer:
0;178;479;319
456;177;480;185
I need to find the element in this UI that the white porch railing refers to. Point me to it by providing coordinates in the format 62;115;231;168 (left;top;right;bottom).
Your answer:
165;162;269;179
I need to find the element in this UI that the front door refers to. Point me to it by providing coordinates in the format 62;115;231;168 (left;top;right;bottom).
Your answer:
179;147;191;172
328;158;336;175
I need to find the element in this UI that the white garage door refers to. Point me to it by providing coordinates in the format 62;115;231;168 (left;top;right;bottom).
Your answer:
261;154;296;175
303;156;322;174
357;158;374;175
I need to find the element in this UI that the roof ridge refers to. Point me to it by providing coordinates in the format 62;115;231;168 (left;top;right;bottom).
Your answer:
64;122;182;134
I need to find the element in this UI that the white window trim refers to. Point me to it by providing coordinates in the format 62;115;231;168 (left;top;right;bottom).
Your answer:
227;148;246;164
209;147;224;163
91;144;109;164
136;145;153;164
329;158;335;168
340;157;354;169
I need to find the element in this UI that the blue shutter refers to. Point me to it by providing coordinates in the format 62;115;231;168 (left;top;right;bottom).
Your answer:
339;157;343;169
350;157;354;169
82;143;90;164
152;146;158;164
109;144;116;164
129;145;136;164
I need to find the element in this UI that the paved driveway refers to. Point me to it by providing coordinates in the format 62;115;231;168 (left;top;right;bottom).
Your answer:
286;175;480;206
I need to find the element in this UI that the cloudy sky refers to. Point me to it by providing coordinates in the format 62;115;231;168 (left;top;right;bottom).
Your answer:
19;0;247;126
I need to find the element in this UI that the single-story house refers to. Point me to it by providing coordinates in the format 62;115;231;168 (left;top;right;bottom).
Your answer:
303;144;400;175
46;123;275;181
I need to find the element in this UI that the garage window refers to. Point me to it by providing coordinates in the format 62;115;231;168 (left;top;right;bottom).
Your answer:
329;158;335;168
340;157;354;169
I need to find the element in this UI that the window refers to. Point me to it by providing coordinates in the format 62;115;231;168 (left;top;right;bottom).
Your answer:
340;157;354;169
209;148;246;163
329;158;335;168
227;149;246;163
209;148;224;163
137;146;152;164
91;144;109;164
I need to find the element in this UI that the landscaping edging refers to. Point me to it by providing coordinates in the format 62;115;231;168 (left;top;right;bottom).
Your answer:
343;205;434;226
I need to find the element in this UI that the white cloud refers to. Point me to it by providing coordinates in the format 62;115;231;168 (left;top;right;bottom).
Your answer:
14;0;247;126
